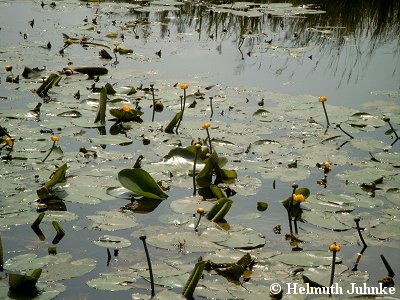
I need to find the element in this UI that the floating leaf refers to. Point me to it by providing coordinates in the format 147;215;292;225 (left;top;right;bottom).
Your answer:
257;202;268;211
73;66;108;78
118;168;168;200
90;135;132;145
117;48;133;54
273;250;342;267
87;210;139;231
93;235;131;249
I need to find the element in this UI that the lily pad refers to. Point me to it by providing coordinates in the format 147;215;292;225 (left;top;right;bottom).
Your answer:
87;210;139;231
93;235;132;249
273;250;342;267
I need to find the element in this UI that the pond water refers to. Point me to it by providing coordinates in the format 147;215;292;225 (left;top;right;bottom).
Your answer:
0;0;399;299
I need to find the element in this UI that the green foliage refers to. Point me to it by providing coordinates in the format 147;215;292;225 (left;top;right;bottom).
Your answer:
0;234;3;272
257;202;268;211
118;168;168;200
117;48;133;54
94;87;107;125
206;197;233;222
36;73;60;97
109;108;143;122
99;49;112;59
282;187;311;220
182;259;205;299
164;111;183;133
9;268;42;293
37;164;68;200
196;152;237;188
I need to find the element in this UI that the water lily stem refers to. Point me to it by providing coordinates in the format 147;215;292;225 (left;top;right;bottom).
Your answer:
176;92;186;133
194;214;202;232
0;234;3;272
354;218;367;248
150;84;155;122
384;118;399;145
336;123;354;139
287;197;294;236
329;251;337;288
42;141;56;162
321;102;330;127
206;128;213;155
209;96;214;120
193;146;200;196
380;254;395;278
140;236;155;297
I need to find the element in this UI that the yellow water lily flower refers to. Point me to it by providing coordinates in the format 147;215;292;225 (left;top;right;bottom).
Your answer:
180;83;188;90
113;41;120;47
51;135;60;142
122;105;131;112
329;242;341;252
66;38;73;45
318;96;327;102
292;193;305;203
6;137;14;147
197;207;205;215
202;122;211;129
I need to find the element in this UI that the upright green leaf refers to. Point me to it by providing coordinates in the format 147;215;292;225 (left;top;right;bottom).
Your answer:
36;73;60;97
94;87;107;125
164;111;183;133
118;168;168;200
44;163;68;189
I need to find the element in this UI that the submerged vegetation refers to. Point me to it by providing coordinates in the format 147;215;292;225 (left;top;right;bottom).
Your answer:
0;0;399;298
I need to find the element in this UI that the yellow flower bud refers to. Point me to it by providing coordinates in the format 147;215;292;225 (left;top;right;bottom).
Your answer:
202;122;211;129
5;65;13;72
113;41;120;47
6;137;14;147
180;83;188;90
318;96;327;102
122;105;131;112
292;193;305;203
64;69;73;76
51;136;60;142
197;207;205;215
329;242;341;252
66;38;73;45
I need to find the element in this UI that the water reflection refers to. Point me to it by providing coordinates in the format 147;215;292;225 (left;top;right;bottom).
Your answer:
132;0;399;90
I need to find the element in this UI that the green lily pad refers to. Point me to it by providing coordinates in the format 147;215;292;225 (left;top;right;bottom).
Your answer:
90;135;132;145
87;210;139;231
273;250;342;267
93;235;131;249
